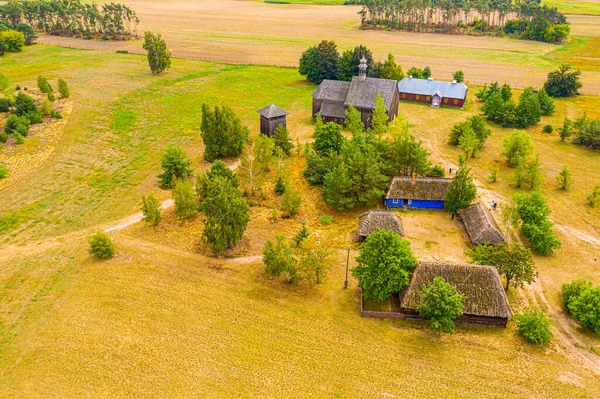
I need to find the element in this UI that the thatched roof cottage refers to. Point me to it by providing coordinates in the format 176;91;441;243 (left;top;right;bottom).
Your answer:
458;203;505;247
400;262;513;327
356;210;404;241
385;175;452;209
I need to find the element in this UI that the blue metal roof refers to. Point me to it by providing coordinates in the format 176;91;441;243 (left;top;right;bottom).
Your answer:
398;77;468;99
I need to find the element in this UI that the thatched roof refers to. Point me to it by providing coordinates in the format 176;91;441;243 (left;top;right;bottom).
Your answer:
257;104;289;119
312;80;351;102
385;176;452;200
345;77;398;111
401;262;513;319
458;204;505;246
357;210;404;237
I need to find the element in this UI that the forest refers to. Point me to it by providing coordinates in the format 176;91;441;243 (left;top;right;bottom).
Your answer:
358;0;569;42
0;0;139;40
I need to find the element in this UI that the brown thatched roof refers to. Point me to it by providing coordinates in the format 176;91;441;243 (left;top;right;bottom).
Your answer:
385;176;452;200
401;262;512;319
458;204;505;246
357;210;404;237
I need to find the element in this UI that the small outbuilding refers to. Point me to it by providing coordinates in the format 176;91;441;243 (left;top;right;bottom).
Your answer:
385;175;452;209
458;203;505;247
400;262;513;327
356;210;404;241
257;104;289;137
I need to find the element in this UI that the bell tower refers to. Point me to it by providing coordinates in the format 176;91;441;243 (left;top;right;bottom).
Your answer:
358;56;367;81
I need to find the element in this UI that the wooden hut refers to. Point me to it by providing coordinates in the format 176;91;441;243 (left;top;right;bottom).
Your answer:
385;175;452;209
257;104;289;137
400;262;513;327
458;203;505;247
397;77;468;108
356;210;404;241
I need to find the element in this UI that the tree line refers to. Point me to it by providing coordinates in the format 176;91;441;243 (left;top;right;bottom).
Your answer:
358;0;569;43
0;0;139;40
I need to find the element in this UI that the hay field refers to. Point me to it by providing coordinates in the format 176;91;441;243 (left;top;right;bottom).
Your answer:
39;0;600;93
1;43;600;398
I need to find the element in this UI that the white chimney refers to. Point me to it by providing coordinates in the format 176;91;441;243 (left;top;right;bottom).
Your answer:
408;75;412;79
452;80;457;84
427;77;433;81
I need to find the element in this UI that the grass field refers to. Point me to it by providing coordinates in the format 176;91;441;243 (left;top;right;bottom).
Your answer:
36;0;600;94
1;43;600;397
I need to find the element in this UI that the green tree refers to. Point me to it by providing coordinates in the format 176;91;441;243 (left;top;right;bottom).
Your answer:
322;163;355;210
457;124;479;158
523;219;562;256
263;233;297;282
452;70;465;83
239;145;265;196
515;310;553;344
293;222;311;246
422;66;432;79
273;124;293;156
537;88;555;115
17;23;37;45
57;78;70;98
157;145;193;189
196;160;238;199
88;230;115;259
298;40;339;84
37;75;51;93
352;229;417;302
562;279;593;309
282;180;302;215
567;286;600;334
388;124;432;176
467;242;537;290
201;104;249;161
524;155;543;190
443;162;477;215
558;118;573;141
502;130;534;167
514;87;542;128
13;92;38;117
254;134;275;171
173;178;198;220
556;166;573;190
336;45;375;81
141;193;162;226
313;122;345;155
449;115;491;148
344;104;364;136
142;31;171;74
200;176;250;254
544;65;582;98
296;236;332;285
370;92;388;137
379;53;404;81
418;277;465;334
0;30;25;52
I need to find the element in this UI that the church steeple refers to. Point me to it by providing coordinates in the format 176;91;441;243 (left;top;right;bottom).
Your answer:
358;56;367;81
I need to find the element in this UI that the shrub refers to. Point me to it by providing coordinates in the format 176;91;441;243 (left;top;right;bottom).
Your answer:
0;131;7;143
562;279;593;308
0;164;7;179
14;122;28;137
88;230;115;259
50;110;62;119
587;184;600;207
57;78;70;98
293;223;311;246
37;76;51;93
40;100;53;116
282;181;302;215
542;124;553;133
13;132;24;144
567;286;600;334
3;114;30;133
24;111;43;124
13;92;38;117
544;65;582;98
263;233;297;282
0;30;25;53
555;166;573;190
47;89;55;102
0;98;11;112
274;176;285;195
319;215;332;225
515;310;553;344
173;178;198;219
141;193;162;226
157;145;193;189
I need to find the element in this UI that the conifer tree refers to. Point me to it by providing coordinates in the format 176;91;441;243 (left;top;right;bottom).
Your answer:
370;92;388;137
344;104;364;136
142;31;172;74
444;160;477;216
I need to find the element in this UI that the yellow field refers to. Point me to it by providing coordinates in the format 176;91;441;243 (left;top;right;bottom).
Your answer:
1;1;600;396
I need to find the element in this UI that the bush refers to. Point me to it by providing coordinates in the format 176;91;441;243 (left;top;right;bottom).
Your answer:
47;89;55;102
157;145;193;189
567;286;600;334
14;122;28;137
57;78;70;98
282;181;302;215
13;132;24;144
40;100;52;116
588;184;600;207
293;222;311;246
0;30;26;53
3;114;30;133
319;215;332;225
13;92;38;117
274;176;285;195
88;230;115;259
562;280;593;309
515;310;553;344
544;65;582;98
173;178;198;219
37;76;51;93
263;233;297;282
0;131;7;143
24;111;43;124
0;98;11;112
542;124;553;133
0;164;7;179
141;193;162;226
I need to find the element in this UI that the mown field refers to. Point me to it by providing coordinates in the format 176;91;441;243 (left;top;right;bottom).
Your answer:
1;43;600;397
38;0;600;93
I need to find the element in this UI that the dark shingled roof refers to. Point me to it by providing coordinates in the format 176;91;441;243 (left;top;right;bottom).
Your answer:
401;262;513;319
458;204;506;246
319;101;347;119
345;77;398;111
398;77;468;99
312;80;351;102
357;210;404;237
385;176;452;200
257;104;289;119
